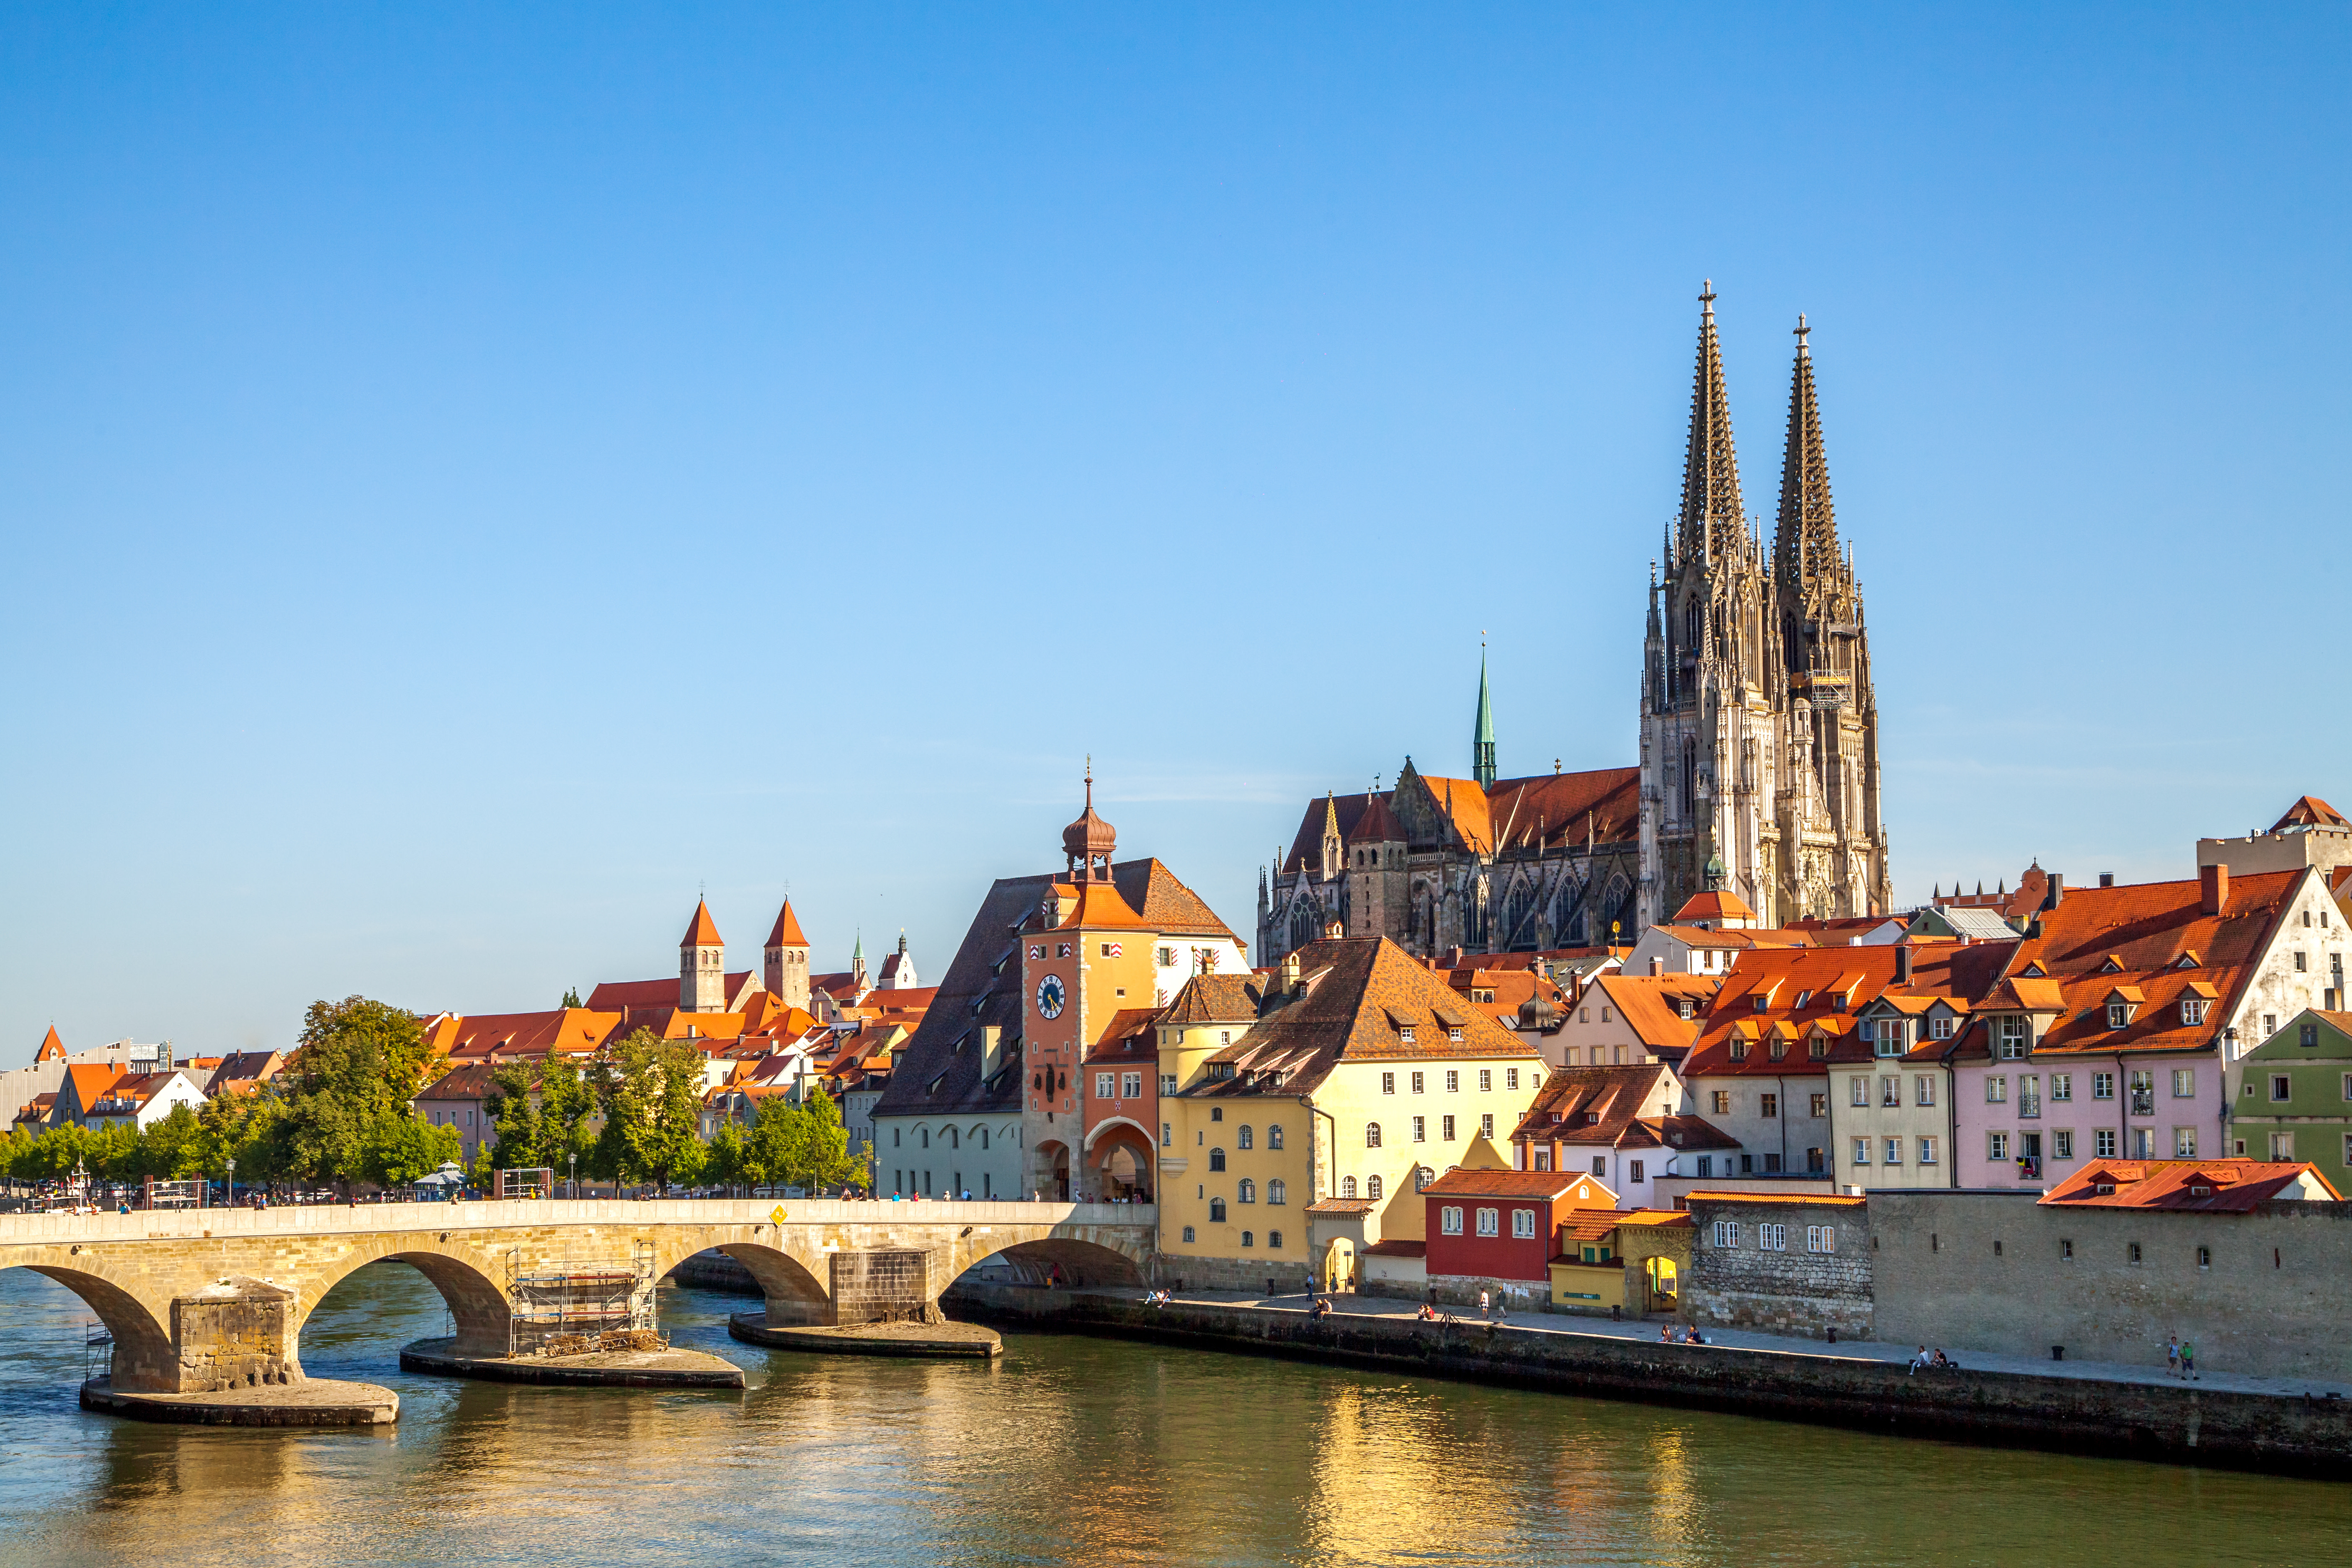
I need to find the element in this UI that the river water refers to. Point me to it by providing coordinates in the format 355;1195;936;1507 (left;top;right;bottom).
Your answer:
0;1263;2342;1566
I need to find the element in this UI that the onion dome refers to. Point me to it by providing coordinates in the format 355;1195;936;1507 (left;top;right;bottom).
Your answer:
1516;990;1559;1031
1063;763;1117;872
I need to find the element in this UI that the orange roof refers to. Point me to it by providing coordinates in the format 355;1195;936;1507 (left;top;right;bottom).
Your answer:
2272;795;2349;831
2040;1158;2339;1210
766;898;809;948
681;899;724;948
34;1025;65;1063
441;1008;622;1061
1684;939;2017;1078
1685;1190;1867;1206
1671;890;1756;924
1052;880;1154;930
62;1063;129;1115
1587;972;1718;1050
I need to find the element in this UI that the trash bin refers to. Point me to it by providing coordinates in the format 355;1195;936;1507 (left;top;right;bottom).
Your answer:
2052;1345;2065;1361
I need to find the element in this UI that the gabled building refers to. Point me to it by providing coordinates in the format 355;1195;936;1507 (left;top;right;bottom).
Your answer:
1160;935;1545;1292
2226;1008;2352;1190
1547;970;1718;1071
1832;938;2017;1191
82;1069;206;1132
1506;1063;1739;1205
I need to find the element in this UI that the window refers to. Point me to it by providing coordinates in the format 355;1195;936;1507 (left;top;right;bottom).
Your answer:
1760;1093;1779;1118
1161;1122;1171;1148
1712;1091;1731;1115
1931;1016;1954;1040
2271;1074;2291;1102
1210;1148;1227;1171
2053;1130;2073;1159
2345;1073;2352;1101
1441;1115;1456;1141
1998;1016;2027;1059
1761;1153;1782;1173
2175;1128;2197;1158
1382;1072;1395;1095
1480;1113;1494;1138
1730;1040;1748;1061
1881;1075;1901;1107
1988;1132;2009;1161
1512;1208;1537;1239
1506;1068;1520;1090
2092;1072;2115;1100
1479;1070;1492;1091
2128;1242;2143;1264
1123;1071;1143;1098
2181;998;2208;1026
1267;1179;1286;1205
2094;1128;2117;1158
1399;1027;1416;1044
2265;1014;2277;1036
2018;1074;2040;1118
1603;1006;1614;1022
2169;1068;2195;1099
1268;1124;1284;1149
1240;1231;1253;1248
2296;951;2308;972
2196;1244;2210;1270
1475;1206;1500;1237
1445;1070;1460;1092
1696;1156;1713;1177
2270;1131;2296;1160
1367;1175;1384;1200
1852;1137;1870;1165
1806;1225;1837;1254
1238;1124;1254;1149
2305;1022;2324;1047
1182;1225;1196;1243
1883;1136;1903;1165
1413;1116;1427;1142
1365;1122;1382;1148
2344;1133;2352;1166
1212;1108;1224;1122
1095;1072;1115;1099
1630;1159;1645;1182
1712;1221;1739;1248
1810;1036;1829;1060
1410;1072;1425;1093
1914;1076;1937;1107
1918;1136;1939;1164
1986;1076;2007;1104
1810;1093;1827;1117
1210;1199;1226;1222
1875;1019;1903;1058
1161;1073;1177;1095
1268;1230;1283;1250
1850;1076;1868;1107
2050;1073;2071;1101
1760;1223;1787;1251
1238;1179;1256;1203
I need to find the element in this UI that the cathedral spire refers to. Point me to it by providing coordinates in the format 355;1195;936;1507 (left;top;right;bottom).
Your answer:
1472;646;1496;789
1677;280;1746;565
1774;312;1839;601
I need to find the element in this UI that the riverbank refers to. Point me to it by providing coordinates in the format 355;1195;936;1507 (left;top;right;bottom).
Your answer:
947;1283;2352;1475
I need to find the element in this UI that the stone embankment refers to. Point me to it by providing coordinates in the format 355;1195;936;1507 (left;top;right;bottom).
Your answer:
400;1337;745;1388
80;1376;398;1426
946;1284;2352;1475
729;1310;1002;1358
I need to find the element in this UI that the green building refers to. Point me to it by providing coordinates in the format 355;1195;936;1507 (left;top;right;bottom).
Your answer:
2228;1008;2352;1190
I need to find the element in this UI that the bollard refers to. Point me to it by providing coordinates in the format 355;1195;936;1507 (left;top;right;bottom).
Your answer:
2052;1345;2065;1361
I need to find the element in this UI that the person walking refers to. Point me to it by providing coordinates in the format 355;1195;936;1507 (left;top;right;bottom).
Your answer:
2180;1338;2197;1380
1478;1288;1491;1323
2165;1335;2180;1378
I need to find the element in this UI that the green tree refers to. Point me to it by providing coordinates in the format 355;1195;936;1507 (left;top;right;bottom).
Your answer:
128;1104;208;1180
482;1064;545;1170
539;1055;599;1184
591;1029;710;1190
561;986;583;1008
704;1120;747;1194
368;1111;462;1187
276;996;438;1195
788;1087;864;1194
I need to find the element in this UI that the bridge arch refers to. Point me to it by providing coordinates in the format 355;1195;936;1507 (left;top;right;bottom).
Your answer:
292;1239;515;1360
951;1231;1150;1292
18;1262;177;1392
648;1234;832;1328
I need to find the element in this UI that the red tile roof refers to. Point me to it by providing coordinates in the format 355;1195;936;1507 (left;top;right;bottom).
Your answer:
1683;941;2015;1079
1425;1168;1602;1201
35;1025;65;1064
2040;1158;2340;1210
1672;890;1756;924
681;899;723;948
1587;972;1719;1051
2272;795;2349;831
766;898;809;948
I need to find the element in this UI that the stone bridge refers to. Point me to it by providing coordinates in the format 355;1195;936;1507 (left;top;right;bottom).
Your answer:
0;1199;1155;1392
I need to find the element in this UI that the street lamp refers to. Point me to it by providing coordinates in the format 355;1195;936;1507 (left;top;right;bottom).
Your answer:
569;1152;577;1201
227;1158;236;1210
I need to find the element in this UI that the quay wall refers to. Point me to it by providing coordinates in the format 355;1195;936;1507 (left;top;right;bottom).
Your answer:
943;1284;2352;1475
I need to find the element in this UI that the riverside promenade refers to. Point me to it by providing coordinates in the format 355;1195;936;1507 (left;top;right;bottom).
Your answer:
947;1282;2352;1473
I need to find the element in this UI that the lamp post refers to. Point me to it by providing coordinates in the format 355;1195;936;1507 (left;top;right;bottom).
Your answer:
227;1157;236;1210
569;1152;577;1201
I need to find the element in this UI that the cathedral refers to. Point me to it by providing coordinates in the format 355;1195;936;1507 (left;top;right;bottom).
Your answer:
1260;284;1891;962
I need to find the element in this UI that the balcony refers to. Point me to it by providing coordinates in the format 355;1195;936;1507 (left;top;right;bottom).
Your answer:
2129;1091;2156;1115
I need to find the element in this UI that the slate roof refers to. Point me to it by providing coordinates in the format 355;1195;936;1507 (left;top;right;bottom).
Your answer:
1282;767;1639;871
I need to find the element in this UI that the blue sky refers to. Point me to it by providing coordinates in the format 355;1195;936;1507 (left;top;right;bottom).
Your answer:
3;4;2345;1055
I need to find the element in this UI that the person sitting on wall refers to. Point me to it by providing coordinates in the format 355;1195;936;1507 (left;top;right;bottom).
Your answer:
1909;1346;1932;1375
1660;1324;1676;1343
1683;1326;1706;1345
1416;1303;1439;1321
1932;1349;1953;1369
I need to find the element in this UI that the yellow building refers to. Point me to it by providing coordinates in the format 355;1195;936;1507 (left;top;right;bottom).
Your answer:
1158;936;1546;1292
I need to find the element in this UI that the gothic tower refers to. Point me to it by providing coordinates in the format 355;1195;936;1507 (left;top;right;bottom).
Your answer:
764;896;812;1012
1472;652;1497;789
1639;281;1785;929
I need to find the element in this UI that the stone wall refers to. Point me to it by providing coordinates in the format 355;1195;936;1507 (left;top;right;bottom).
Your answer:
830;1249;933;1324
1870;1191;2352;1382
172;1280;299;1392
1684;1197;1872;1338
1152;1251;1313;1295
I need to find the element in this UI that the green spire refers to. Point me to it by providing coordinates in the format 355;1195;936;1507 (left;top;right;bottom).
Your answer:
1473;648;1496;789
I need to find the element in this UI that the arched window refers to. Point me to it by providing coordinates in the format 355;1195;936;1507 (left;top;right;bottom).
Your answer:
1268;1230;1283;1249
947;1127;959;1148
1268;1124;1284;1150
920;1127;930;1148
1238;1179;1256;1203
1210;1198;1227;1222
1240;1230;1255;1248
1365;1122;1382;1148
1681;737;1697;817
1182;1225;1195;1243
1209;1148;1226;1171
1237;1125;1254;1150
1341;1175;1357;1198
1367;1174;1384;1200
1414;1166;1434;1193
977;1127;989;1149
1267;1179;1286;1205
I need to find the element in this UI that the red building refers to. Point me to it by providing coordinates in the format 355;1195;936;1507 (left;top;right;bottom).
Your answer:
1422;1167;1614;1305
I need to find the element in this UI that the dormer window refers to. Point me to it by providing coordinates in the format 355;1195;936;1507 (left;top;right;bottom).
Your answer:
1769;1038;1787;1061
2106;1003;2130;1030
1751;995;1769;1013
2095;1181;2117;1196
1997;1016;2028;1058
2098;955;2124;974
2180;999;2209;1026
1471;988;1496;1005
1931;1015;1955;1041
1809;1034;1829;1059
1729;1039;1748;1060
1398;1026;1416;1044
2022;962;2047;978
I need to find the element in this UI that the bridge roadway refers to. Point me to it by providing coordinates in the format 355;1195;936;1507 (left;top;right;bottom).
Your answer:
0;1198;1155;1393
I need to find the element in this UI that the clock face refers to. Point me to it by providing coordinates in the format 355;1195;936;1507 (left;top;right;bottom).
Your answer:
1035;974;1067;1020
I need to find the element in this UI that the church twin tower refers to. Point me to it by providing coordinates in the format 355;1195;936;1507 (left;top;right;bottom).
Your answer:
1636;283;1891;929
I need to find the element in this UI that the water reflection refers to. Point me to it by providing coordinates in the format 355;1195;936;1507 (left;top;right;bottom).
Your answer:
2;1266;2349;1567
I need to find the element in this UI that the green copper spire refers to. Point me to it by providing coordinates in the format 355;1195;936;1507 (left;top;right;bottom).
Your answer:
1472;647;1496;789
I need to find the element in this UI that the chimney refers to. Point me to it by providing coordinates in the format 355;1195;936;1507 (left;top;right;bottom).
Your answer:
2099;873;2115;888
1895;946;1913;984
2045;874;2065;910
1446;945;1465;968
2201;862;2228;916
1648;956;1663;977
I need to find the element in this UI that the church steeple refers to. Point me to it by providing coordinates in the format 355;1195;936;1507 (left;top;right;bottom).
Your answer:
1774;312;1840;605
1472;648;1496;789
1677;280;1747;565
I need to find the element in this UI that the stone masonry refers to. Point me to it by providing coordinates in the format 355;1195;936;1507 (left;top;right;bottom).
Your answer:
1684;1196;1873;1339
0;1199;1154;1392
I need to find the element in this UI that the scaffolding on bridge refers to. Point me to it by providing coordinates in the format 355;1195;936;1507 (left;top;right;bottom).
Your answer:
505;1241;658;1356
